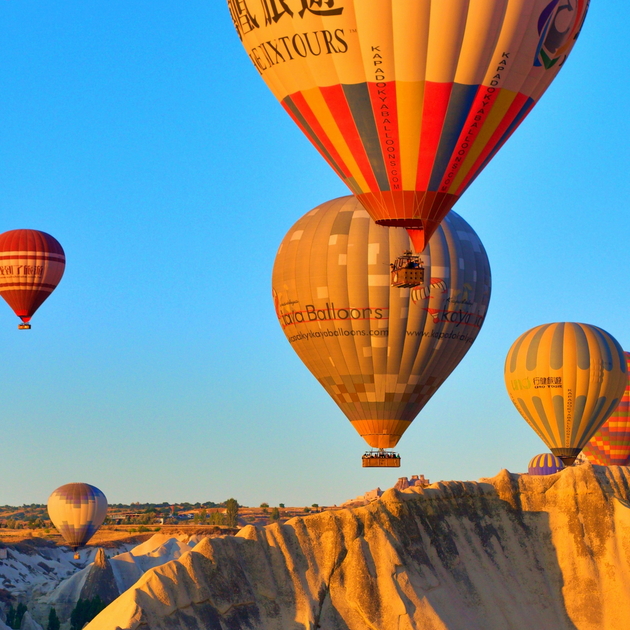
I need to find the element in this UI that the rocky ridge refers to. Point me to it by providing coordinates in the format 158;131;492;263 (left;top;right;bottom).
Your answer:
87;463;630;630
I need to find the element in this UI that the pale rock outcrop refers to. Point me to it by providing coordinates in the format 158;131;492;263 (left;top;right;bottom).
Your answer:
86;464;630;630
19;612;43;630
33;534;200;627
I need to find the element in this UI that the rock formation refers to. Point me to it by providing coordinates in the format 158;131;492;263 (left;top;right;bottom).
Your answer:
86;464;630;630
79;549;119;605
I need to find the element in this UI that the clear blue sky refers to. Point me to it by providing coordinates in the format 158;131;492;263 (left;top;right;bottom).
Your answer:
0;2;628;507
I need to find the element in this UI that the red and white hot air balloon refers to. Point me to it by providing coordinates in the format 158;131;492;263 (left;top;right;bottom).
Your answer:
0;229;66;329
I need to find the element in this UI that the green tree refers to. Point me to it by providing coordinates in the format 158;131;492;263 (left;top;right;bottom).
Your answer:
209;512;225;526
270;507;280;521
311;504;319;508
47;607;61;630
70;597;107;630
260;502;269;508
6;602;27;629
279;503;285;508
225;498;239;528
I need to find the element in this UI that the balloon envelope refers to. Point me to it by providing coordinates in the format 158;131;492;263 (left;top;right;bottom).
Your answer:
582;352;630;466
229;0;590;250
47;483;108;551
272;196;491;449
0;229;65;323
528;453;564;476
504;323;627;465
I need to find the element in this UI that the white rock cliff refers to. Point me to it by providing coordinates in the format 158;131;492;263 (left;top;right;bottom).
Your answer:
87;464;630;629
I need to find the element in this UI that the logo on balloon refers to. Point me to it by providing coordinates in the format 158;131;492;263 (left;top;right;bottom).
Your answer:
535;0;589;69
228;0;345;41
410;278;447;305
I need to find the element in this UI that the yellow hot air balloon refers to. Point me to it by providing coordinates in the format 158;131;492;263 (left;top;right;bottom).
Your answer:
504;324;628;466
229;0;590;252
272;196;491;465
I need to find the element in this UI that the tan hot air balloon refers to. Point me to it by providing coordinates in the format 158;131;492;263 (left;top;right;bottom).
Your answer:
272;196;491;464
229;0;590;252
48;483;108;557
504;323;628;466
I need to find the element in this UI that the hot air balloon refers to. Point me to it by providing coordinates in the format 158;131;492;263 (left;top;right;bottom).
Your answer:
504;324;627;466
528;453;564;476
272;196;491;465
0;229;65;329
229;0;590;253
47;483;108;558
582;352;630;466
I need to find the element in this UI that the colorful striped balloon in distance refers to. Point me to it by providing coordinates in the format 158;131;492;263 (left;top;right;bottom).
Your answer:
229;0;590;251
0;230;65;326
272;196;491;450
582;352;630;466
505;323;628;466
47;483;108;551
528;453;564;475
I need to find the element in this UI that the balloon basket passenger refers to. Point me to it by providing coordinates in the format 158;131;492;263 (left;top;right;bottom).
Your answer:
391;251;424;288
362;449;401;468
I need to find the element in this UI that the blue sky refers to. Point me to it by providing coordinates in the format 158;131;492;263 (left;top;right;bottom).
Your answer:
0;1;628;507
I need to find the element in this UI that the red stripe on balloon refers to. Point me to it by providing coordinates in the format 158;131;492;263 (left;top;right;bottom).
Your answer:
319;84;381;193
454;92;530;196
415;82;453;191
286;92;353;180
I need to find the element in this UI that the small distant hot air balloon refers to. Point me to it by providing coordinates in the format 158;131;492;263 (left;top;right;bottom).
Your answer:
0;229;65;329
505;323;627;466
47;483;108;557
272;196;491;466
582;352;630;466
229;0;590;254
528;453;564;476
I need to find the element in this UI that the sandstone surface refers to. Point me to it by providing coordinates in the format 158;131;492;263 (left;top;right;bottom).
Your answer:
88;464;630;629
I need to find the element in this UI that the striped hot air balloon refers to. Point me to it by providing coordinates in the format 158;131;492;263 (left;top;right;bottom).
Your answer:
582;352;630;466
504;323;627;466
47;483;108;553
528;453;564;475
0;229;65;329
229;0;590;252
272;196;491;456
